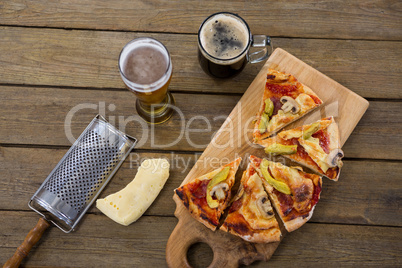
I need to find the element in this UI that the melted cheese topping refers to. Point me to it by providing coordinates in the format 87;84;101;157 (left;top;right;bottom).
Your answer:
238;173;275;230
294;93;317;113
278;128;303;140
277;118;339;173
266;93;317;134
266;110;296;133
299;137;330;173
268;162;313;213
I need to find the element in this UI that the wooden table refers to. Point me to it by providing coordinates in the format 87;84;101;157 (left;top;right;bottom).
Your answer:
1;1;401;267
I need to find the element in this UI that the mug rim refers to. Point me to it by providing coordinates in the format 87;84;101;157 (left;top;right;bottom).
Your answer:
118;37;172;92
198;12;252;63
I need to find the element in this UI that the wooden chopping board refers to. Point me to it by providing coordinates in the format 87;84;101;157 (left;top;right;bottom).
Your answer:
166;48;369;267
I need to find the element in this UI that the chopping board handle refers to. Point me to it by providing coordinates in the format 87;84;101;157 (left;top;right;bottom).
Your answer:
3;217;50;268
167;196;242;268
166;217;240;268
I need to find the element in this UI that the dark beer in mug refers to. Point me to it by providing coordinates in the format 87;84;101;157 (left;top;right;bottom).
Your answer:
119;38;174;124
198;12;251;78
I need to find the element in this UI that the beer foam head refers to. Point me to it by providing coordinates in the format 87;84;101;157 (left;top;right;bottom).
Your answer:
199;13;250;64
118;38;172;92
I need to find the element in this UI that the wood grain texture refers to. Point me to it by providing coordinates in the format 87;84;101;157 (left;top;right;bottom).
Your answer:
0;86;400;160
0;1;400;267
0;26;401;99
1;0;401;40
3;218;50;268
0;211;400;267
0;147;401;227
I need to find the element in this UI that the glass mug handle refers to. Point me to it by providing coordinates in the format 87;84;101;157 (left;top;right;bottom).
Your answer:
247;35;273;64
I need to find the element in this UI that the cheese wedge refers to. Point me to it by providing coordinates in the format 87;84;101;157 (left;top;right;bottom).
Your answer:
96;158;170;226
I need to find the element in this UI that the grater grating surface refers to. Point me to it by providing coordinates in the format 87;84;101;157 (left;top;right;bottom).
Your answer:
29;115;136;233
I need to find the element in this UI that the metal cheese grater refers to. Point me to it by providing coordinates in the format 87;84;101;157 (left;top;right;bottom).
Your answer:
4;114;137;268
29;114;137;233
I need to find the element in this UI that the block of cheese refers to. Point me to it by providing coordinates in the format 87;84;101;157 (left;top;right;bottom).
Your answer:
96;158;170;226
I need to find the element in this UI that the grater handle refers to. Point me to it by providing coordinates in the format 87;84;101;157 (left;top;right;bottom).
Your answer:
3;218;50;268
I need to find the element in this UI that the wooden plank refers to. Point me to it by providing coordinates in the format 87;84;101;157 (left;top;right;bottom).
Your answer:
0;86;400;160
267;222;402;267
0;0;401;40
0;211;400;267
1;147;401;227
0;26;401;99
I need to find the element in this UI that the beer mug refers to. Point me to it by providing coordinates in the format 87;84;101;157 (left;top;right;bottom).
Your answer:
198;12;273;78
118;37;175;124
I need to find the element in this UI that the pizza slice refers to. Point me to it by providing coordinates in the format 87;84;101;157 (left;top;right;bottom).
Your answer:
253;69;323;142
256;116;344;181
220;162;281;243
249;155;322;232
174;158;241;231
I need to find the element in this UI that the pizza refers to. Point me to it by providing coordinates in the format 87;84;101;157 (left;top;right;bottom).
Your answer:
174;158;241;231
220;162;281;243
253;69;323;142
249;155;322;232
256;116;344;181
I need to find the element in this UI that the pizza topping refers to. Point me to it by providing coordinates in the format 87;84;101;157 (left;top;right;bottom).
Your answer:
264;98;274;116
210;183;229;201
298;137;330;173
273;189;294;216
280;96;300;114
327;149;344;168
291;166;303;171
294;93;318;113
206;166;230;208
260;159;291;195
229;198;243;213
302;122;321;140
270;97;283;116
266;83;298;98
264;143;297;155
312;129;330;154
238;173;278;230
311;178;322;207
191;180;208;199
309;93;323;105
269;162;314;212
257;196;275;219
258;98;275;134
258;113;270;134
278;128;302;140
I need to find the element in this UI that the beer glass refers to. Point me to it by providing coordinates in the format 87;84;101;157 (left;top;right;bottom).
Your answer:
118;37;175;124
198;12;273;78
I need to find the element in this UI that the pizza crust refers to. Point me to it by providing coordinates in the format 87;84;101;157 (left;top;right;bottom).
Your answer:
220;220;281;243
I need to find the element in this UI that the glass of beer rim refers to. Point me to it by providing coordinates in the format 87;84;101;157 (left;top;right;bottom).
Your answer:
118;37;175;124
118;37;172;94
198;12;252;65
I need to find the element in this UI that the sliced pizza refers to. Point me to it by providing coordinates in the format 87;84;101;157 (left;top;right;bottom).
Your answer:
253;69;323;142
249;155;322;232
256;116;344;181
220;162;281;243
174;158;241;231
